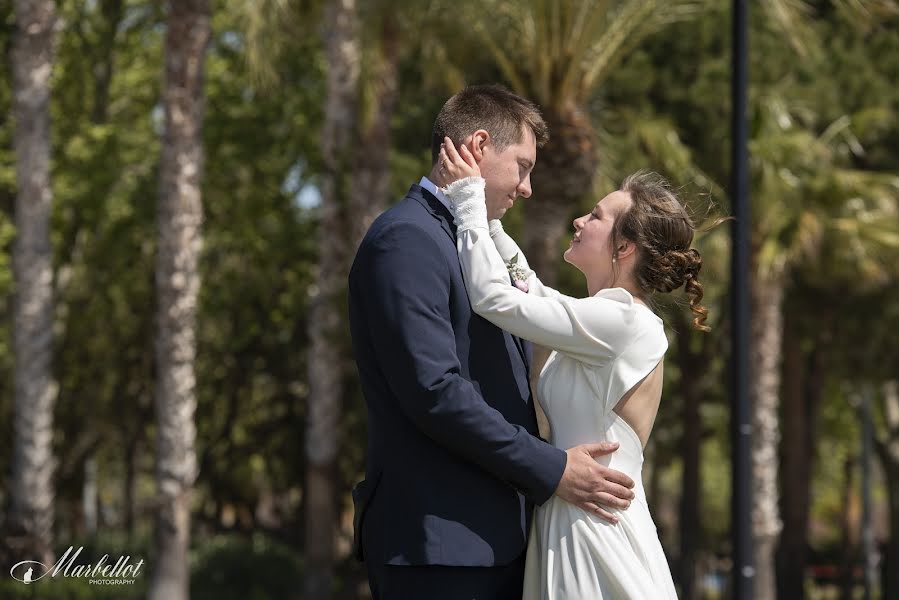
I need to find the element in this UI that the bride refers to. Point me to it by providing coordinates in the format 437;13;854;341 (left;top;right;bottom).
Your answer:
436;137;711;599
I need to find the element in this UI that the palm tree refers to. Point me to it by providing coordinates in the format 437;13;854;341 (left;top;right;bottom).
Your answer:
776;188;899;599
239;3;413;595
736;2;899;596
474;0;701;287
349;7;401;250
874;380;899;598
305;1;360;597
241;0;404;249
814;272;899;597
812;214;899;599
619;118;728;599
6;0;58;568
775;307;823;600
148;1;210;599
746;93;899;600
457;0;705;444
827;283;899;597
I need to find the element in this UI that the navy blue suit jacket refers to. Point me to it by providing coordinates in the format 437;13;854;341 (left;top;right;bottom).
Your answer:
348;184;567;567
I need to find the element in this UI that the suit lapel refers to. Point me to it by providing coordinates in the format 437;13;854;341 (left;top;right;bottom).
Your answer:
504;268;531;376
413;185;456;243
411;184;531;377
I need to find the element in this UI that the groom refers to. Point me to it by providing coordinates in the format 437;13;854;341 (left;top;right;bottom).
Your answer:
348;85;636;599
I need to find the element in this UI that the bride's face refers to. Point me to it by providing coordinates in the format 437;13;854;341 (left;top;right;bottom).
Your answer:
564;190;633;280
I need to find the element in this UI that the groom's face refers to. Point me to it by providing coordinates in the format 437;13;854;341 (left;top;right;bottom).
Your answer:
476;126;537;220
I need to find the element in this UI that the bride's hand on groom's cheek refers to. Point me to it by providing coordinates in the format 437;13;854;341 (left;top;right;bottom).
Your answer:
438;136;481;186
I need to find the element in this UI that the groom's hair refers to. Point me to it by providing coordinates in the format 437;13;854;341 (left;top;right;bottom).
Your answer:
431;84;548;164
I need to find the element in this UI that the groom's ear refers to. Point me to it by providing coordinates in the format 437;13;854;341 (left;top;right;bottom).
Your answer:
468;130;490;162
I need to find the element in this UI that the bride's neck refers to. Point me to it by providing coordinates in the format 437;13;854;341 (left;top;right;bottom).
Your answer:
585;272;643;302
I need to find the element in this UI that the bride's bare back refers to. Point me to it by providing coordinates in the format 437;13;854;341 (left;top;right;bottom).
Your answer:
614;360;664;449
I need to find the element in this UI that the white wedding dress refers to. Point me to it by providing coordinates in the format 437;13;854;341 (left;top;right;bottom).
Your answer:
446;177;678;600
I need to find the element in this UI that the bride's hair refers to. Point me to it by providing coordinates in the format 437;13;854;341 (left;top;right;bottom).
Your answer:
614;171;713;332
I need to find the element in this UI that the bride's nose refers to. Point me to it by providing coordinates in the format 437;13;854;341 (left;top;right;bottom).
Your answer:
573;215;586;230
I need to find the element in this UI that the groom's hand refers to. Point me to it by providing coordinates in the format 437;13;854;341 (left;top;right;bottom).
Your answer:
554;442;636;524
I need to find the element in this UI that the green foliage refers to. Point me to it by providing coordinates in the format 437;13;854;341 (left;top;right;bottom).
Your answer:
811;380;863;548
189;534;304;600
0;534;304;600
1;0;898;596
192;6;323;516
0;533;152;599
0;577;146;600
0;0;16;477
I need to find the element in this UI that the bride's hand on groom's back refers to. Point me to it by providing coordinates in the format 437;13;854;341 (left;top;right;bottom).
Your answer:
434;136;481;188
554;442;636;524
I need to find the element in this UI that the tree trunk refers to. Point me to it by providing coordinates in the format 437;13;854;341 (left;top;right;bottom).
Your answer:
838;455;858;600
6;0;58;569
672;308;703;600
523;102;597;289
776;323;821;600
304;1;359;598
776;318;804;599
124;428;139;540
148;2;210;599
875;381;899;600
523;102;597;414
82;455;98;536
750;275;785;600
90;0;124;123
349;16;398;252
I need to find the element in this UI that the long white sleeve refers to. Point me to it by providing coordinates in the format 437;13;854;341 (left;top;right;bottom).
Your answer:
487;219;575;301
444;177;640;366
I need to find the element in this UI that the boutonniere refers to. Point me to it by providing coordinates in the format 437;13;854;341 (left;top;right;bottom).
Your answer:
506;253;530;293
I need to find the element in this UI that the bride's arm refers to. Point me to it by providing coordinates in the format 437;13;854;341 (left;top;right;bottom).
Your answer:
487;219;527;264
445;176;633;365
487;219;575;301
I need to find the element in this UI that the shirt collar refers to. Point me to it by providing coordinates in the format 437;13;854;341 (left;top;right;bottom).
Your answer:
418;176;453;213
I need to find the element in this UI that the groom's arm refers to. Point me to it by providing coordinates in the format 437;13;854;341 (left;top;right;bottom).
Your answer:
353;220;566;505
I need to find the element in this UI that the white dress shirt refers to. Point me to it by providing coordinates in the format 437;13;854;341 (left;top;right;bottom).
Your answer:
418;176;453;214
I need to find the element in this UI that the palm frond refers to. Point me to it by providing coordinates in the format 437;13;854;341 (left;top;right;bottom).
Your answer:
794;209;826;262
631;116;726;200
834;0;899;24
828;170;899;199
758;235;791;280
473;18;529;95
473;0;703;107
760;0;821;58
558;0;616;105
564;0;607;59
581;0;657;97
751;94;899;281
581;0;702;98
240;0;295;88
419;36;469;94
